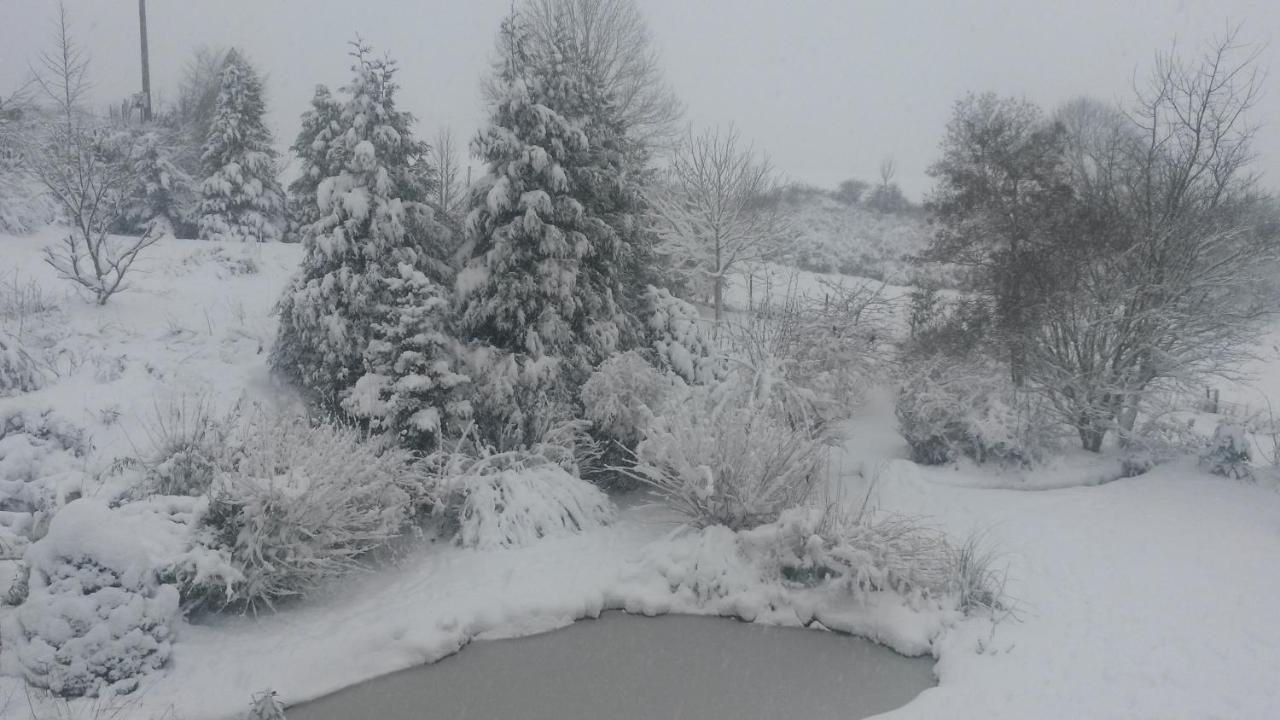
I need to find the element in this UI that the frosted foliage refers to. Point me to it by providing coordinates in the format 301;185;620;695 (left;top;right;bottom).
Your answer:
15;500;179;697
630;384;829;530
273;43;454;418
1200;420;1252;480
120;130;196;238
436;453;615;550
896;358;1055;466
195;412;416;610
580;350;682;446
197;50;285;242
0;335;42;396
0;409;89;554
642;286;725;384
343;264;472;452
457;17;625;367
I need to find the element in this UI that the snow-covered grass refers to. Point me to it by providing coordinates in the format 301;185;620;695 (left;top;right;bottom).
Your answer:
3;226;1280;718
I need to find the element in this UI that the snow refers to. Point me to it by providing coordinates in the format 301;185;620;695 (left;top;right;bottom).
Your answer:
3;227;1280;718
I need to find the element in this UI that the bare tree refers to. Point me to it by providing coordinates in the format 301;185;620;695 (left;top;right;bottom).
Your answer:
1031;30;1277;450
432;127;466;224
30;3;157;305
648;125;790;326
522;0;682;151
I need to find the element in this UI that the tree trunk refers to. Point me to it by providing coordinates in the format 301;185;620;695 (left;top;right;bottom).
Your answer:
1079;423;1106;453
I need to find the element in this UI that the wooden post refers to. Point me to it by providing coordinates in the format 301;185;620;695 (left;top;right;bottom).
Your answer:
138;0;152;122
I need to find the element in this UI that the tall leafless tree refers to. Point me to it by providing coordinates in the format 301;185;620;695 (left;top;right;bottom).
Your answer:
648;125;790;326
1031;30;1277;450
432;127;466;224
522;0;683;152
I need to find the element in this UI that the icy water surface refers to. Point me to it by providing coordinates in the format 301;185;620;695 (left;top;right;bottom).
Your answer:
289;612;935;720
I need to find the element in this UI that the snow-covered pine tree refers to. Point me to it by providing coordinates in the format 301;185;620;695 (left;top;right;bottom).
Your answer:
197;48;285;243
457;16;627;372
286;85;342;239
119;129;196;238
273;41;466;450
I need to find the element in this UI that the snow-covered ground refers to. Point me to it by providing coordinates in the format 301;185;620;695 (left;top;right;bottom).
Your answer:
3;229;1279;719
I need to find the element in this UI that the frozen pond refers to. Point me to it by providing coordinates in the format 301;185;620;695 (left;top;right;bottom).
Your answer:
289;612;934;720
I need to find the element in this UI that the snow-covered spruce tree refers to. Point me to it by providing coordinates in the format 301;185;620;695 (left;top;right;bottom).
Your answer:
458;16;629;373
197;48;285;243
273;41;467;450
286;84;342;239
118;129;197;238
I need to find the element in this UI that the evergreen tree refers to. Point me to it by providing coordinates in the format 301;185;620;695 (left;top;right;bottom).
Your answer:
286;84;342;239
118;129;196;238
458;17;627;371
197;48;285;242
273;41;466;450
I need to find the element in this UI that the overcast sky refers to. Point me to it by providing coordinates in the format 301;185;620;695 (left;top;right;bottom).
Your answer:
2;0;1278;199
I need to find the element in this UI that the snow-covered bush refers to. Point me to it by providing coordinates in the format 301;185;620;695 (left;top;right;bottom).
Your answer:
0;335;43;396
13;499;179;697
1119;412;1201;477
581;350;683;448
627;383;831;530
189;411;417;611
427;447;615;550
726;278;888;427
459;346;578;453
245;690;287;720
137;395;231;497
896;358;1055;466
0;409;90;553
1200;419;1253;480
743;507;952;601
642;285;725;385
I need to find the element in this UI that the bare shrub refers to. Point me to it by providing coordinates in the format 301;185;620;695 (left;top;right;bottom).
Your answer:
30;5;159;305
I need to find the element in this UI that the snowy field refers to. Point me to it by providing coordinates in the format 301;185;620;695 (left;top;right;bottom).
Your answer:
3;229;1279;719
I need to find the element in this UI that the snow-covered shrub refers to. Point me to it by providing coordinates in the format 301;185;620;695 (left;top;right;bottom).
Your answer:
190;411;417;610
1200;419;1253;480
427;447;615;550
627;383;831;530
14;499;179;697
742;507;951;601
1120;413;1201;477
245;689;287;720
0;409;90;553
459;346;579;453
581;350;683;448
0;335;43;396
726;278;888;426
137;395;231;497
0;175;56;235
896;358;1055;466
642;285;725;385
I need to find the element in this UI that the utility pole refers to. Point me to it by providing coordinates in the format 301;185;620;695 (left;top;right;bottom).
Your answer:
138;0;152;122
